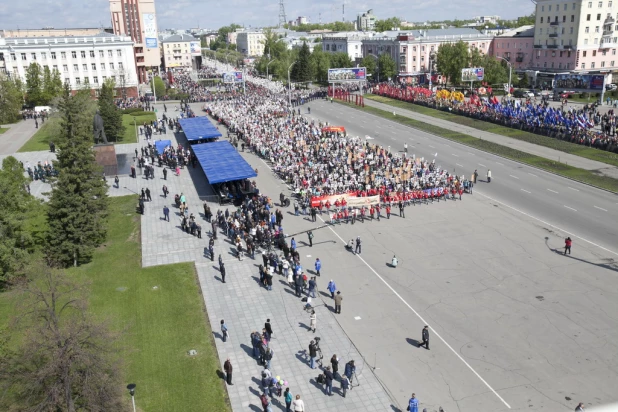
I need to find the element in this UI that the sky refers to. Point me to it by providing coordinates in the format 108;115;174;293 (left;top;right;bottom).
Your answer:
0;0;535;31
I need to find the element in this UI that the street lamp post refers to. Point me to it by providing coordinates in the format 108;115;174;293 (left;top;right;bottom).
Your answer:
266;59;275;80
496;56;512;97
428;51;436;91
287;61;297;107
127;384;136;412
133;116;137;141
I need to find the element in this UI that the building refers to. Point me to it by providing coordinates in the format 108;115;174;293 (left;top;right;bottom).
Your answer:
1;27;113;38
0;32;139;96
227;30;239;45
236;31;265;56
491;26;535;70
161;34;200;69
108;0;160;83
200;32;218;48
297;16;308;26
473;16;502;24
357;9;377;31
322;33;370;61
532;0;618;74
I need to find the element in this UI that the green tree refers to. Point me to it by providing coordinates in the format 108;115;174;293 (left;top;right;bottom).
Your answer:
377;53;397;81
374;17;403;32
436;41;470;85
361;55;378;80
329;52;353;69
481;55;508;85
153;76;166;98
516;13;536;26
0;74;24;124
98;79;125;142
291;42;312;82
25;62;44;106
309;48;331;83
46;85;108;268
519;72;530;88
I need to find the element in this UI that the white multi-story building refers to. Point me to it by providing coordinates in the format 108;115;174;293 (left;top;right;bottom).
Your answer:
357;9;377;31
161;34;200;69
0;32;139;96
322;33;370;61
236;31;265;56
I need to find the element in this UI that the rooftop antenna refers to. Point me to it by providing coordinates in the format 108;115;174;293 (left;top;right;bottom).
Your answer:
278;0;287;28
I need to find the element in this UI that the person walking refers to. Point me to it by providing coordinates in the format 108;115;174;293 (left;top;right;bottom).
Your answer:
292;394;305;412
314;258;321;276
487;169;492;183
114;175;119;188
575;402;586;411
330;354;339;379
420;325;429;350
260;393;273;412
341;374;350;397
264;319;273;339
163;167;168;180
264;347;274;370
324;366;334;396
334;291;342;314
284;387;293;412
308;340;318;369
220;319;228;342
354;236;362;255
162;184;168;198
564;237;572;255
408;393;419;412
327;280;337;299
308;277;317;298
344;360;355;385
307;230;314;247
163;205;170;221
145;187;152;201
220;259;226;283
223;358;233;385
309;309;316;333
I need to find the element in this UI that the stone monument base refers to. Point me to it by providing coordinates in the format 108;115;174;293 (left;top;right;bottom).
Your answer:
93;144;118;176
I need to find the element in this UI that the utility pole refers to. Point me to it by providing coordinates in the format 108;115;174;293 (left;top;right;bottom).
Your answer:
278;0;287;28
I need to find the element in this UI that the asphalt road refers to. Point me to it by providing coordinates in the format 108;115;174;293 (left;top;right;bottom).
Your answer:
306;100;618;257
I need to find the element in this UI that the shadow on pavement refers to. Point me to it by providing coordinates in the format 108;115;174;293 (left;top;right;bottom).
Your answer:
406;338;420;347
545;238;618;273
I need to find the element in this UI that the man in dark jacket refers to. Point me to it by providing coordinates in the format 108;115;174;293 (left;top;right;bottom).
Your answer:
264;319;273;338
421;325;429;350
223;358;233;385
308;340;318;369
324;366;334;396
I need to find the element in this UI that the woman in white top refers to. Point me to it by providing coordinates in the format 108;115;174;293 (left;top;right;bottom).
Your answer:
292;394;305;412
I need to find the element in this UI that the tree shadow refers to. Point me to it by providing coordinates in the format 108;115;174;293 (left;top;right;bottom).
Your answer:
545;238;618;273
406;337;420;347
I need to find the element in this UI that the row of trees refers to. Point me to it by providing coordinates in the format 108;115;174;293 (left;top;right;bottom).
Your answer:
436;41;509;86
25;62;64;106
0;75;24;124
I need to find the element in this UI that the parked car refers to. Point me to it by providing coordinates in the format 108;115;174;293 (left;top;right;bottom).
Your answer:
560;91;574;98
513;89;526;98
606;83;617;91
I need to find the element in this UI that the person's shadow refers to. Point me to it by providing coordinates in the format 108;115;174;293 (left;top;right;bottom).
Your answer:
216;369;225;380
545;237;618;273
406;338;421;347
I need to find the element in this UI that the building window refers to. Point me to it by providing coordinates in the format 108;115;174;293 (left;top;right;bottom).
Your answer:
108;50;113;57
99;50;104;57
585;38;589;44
81;51;86;58
71;51;76;58
598;13;602;19
610;1;613;6
540;28;543;34
102;75;107;81
93;76;98;84
90;50;95;58
549;4;552;10
614;49;617;54
41;52;47;59
31;53;37;60
571;15;575;22
593;50;597;56
109;62;114;69
587;14;591;20
21;53;26;60
586;26;590;32
61;51;66;59
542;5;545;11
117;49;122;56
91;63;96;70
602;61;606;67
591;62;596;68
541;17;544;23
582;62;586;68
53;65;58;72
64;77;70;84
73;64;78;71
84;77;89;84
101;62;105;69
75;77;81;85
63;64;68;72
118;62;123;69
588;1;593;7
599;1;603;6
82;64;87;71
570;27;574;33
563;15;567;22
612;60;615;65
584;50;588;56
111;75;116;82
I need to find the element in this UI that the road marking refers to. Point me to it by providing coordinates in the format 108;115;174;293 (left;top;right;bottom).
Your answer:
428;145;435;148
547;189;559;194
521;189;531;193
475;191;618;257
315;216;512;409
354;316;362;320
528;173;537;177
478;163;487;167
456;163;464;167
495;162;504;165
564;205;577;212
452;154;459;157
594;205;608;212
509;175;519;179
568;187;579;192
467;152;475;156
375;125;383;129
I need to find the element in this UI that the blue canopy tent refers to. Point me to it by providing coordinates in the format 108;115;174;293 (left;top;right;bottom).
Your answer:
155;139;172;154
192;141;257;184
178;117;222;143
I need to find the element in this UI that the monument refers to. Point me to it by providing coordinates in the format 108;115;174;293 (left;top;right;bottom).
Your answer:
92;110;118;175
93;110;108;144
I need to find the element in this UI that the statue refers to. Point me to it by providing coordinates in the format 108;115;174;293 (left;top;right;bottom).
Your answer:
93;110;108;144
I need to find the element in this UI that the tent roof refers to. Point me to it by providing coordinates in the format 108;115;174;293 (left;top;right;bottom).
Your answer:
155;139;172;154
192;141;257;184
178;117;222;141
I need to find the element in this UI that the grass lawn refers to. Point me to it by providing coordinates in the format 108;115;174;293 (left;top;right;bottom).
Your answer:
0;127;8;134
0;196;229;412
336;99;618;193
365;94;618;168
17;122;54;152
122;112;157;143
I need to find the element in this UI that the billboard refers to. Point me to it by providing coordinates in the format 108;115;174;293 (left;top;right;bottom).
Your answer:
143;13;158;48
222;71;244;84
461;67;484;82
328;67;367;82
190;41;201;56
554;74;605;91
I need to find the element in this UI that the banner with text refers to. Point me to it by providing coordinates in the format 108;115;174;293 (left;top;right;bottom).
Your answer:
347;195;380;207
554;74;605;92
328;67;367;82
143;13;158;48
461;67;484;82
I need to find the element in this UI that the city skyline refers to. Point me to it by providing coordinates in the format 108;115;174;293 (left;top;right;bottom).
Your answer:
0;0;534;31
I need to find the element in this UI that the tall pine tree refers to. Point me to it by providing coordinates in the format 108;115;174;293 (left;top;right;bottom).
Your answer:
98;79;125;142
46;85;108;267
291;42;312;82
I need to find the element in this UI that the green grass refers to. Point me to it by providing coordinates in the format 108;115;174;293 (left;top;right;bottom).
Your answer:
122;112;157;143
17;122;54;152
0;127;8;134
336;99;618;193
365;94;618;168
0;196;230;412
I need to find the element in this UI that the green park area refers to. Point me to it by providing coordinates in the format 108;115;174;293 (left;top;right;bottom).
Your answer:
365;94;618;168
0;127;8;134
122;111;158;143
0;196;229;412
337;98;618;193
17;122;54;152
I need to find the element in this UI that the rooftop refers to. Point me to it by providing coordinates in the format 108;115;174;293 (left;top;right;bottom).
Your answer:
0;32;132;46
496;25;535;38
161;34;198;43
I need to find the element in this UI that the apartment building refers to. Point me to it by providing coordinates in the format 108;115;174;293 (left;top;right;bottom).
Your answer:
236;31;265;56
161;34;200;69
322;32;369;61
492;26;535;70
0;33;138;96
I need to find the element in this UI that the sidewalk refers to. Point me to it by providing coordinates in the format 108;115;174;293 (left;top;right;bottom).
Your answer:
362;97;618;180
108;126;396;411
0;118;39;155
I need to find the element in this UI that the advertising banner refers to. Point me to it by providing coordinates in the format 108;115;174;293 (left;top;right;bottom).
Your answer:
233;71;243;83
143;13;158;48
328;67;367;82
309;194;350;208
190;42;201;56
461;67;484;82
222;73;235;84
347;195;380;207
554;74;605;91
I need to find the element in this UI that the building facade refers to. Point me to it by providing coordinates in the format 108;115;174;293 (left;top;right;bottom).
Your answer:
491;26;536;70
1;28;113;38
357;10;377;31
0;33;139;96
322;34;367;61
236;31;265;56
161;34;200;69
109;0;160;83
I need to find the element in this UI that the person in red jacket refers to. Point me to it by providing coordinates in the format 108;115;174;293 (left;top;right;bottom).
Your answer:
564;237;572;255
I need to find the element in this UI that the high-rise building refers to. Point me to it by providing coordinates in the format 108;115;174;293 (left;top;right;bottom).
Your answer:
109;0;160;83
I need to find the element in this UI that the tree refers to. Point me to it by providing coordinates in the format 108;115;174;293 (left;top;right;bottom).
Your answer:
516;13;536;26
0;74;24;124
153;76;166;98
291;42;312;82
519;72;530;88
481;55;508;85
309;48;331;83
377;53;397;81
361;55;378;80
46;85;108;267
374;17;403;32
0;156;46;286
25;62;44;107
98;78;125;142
260;28;287;59
0;261;124;411
436;41;470;85
329;52;353;69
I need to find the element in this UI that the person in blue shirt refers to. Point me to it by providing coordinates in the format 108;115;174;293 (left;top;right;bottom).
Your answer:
314;258;322;276
290;237;296;250
408;393;419;412
327;280;337;299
